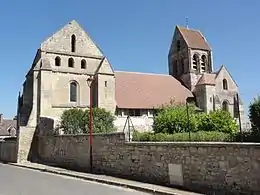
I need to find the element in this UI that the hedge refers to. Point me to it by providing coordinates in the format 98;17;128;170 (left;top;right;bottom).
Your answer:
132;131;233;142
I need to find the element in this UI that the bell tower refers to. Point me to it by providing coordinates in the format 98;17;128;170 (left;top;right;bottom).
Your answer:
168;25;213;91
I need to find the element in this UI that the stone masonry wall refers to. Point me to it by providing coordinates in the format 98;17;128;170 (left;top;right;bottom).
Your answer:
0;139;18;163
37;132;260;195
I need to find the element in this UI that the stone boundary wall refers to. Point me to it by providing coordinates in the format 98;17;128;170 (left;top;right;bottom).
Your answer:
0;139;18;163
37;132;260;194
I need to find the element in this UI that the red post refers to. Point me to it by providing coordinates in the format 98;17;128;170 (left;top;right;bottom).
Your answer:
87;76;94;173
89;82;93;147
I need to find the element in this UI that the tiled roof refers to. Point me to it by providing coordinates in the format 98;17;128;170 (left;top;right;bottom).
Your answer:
197;73;216;86
0;119;16;136
177;26;211;51
115;71;193;109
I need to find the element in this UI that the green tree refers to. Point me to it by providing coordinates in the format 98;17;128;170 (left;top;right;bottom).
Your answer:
90;107;116;133
153;104;198;134
60;107;116;134
60;108;86;134
197;109;238;134
249;96;260;133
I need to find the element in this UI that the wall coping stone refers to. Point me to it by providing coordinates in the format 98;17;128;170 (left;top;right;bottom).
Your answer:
40;132;125;138
127;141;260;147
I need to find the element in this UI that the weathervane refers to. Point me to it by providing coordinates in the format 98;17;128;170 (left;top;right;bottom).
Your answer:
186;17;189;29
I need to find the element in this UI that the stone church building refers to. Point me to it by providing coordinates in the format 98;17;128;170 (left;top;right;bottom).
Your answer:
17;20;246;131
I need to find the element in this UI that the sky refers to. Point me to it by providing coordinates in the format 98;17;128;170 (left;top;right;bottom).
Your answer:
0;0;259;119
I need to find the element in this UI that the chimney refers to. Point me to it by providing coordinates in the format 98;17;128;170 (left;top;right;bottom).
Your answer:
0;114;3;124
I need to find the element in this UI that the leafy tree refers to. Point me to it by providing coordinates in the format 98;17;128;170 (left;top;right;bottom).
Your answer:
60;107;116;134
197;109;238;134
153;104;198;134
249;96;260;133
90;107;116;133
60;108;85;134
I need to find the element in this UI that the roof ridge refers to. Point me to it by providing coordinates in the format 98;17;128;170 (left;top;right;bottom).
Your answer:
177;25;200;33
115;70;170;77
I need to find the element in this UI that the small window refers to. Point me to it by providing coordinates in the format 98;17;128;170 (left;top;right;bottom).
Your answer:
223;79;228;90
81;59;86;69
55;56;61;66
222;101;228;111
192;54;199;70
180;58;185;74
70;81;77;102
173;59;178;75
105;81;107;87
177;40;181;51
128;109;141;117
201;55;206;72
68;58;74;68
115;109;122;116
71;34;76;52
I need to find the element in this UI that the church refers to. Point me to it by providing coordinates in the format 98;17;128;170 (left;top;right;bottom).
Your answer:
17;20;246;131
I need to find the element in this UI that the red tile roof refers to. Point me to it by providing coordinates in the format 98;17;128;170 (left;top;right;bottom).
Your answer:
196;73;216;86
115;71;193;109
177;26;211;51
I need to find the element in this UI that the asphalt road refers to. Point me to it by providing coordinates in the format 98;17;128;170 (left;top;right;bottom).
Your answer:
0;164;150;195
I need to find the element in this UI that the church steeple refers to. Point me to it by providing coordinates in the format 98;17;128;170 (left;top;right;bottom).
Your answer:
168;25;213;91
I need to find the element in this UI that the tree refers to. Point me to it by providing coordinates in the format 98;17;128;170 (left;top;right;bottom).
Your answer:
197;109;238;134
60;108;86;134
249;96;260;133
60;108;116;134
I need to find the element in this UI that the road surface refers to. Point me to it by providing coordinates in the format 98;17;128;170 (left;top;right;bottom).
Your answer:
0;164;149;195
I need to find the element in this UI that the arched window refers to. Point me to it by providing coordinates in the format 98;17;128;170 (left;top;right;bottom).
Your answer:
71;34;76;52
173;59;178;75
192;54;199;70
223;79;228;90
181;58;185;74
55;56;61;66
201;55;206;72
177;40;181;51
70;81;78;102
68;58;74;68
222;101;229;111
233;96;239;118
81;59;86;69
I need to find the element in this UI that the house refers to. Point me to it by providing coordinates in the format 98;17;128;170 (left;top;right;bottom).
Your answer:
0;114;17;139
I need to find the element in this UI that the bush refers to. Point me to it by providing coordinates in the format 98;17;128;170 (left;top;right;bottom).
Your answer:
153;104;198;134
249;96;260;133
233;131;260;142
60;107;116;134
197;110;238;134
153;103;238;134
133;131;232;142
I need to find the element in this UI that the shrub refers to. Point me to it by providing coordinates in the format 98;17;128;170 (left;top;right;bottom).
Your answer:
233;131;260;142
133;131;232;142
153;104;238;134
197;110;238;134
249;96;260;133
153;104;198;134
60;107;116;134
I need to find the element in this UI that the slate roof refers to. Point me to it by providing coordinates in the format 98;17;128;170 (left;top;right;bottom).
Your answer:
0;118;17;136
177;26;211;51
115;71;193;109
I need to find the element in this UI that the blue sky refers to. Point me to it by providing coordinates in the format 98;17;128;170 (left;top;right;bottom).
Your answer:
0;0;259;118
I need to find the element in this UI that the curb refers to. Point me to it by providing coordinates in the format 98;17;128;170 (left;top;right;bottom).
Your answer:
9;163;179;195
